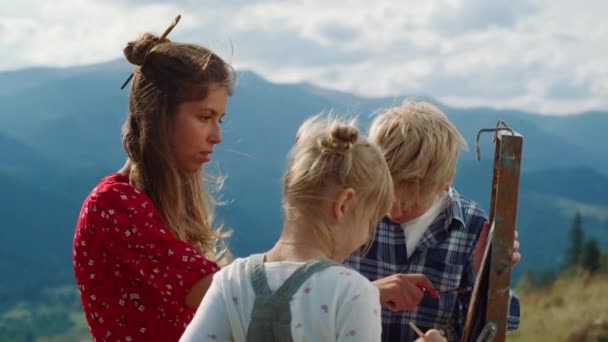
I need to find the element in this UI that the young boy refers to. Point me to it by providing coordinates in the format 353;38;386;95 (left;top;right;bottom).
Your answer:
345;101;521;341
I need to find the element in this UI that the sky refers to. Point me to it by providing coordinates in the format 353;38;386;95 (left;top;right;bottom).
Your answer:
1;0;607;115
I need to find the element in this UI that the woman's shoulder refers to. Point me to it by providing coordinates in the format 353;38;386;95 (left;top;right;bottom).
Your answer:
84;173;146;206
76;173;153;226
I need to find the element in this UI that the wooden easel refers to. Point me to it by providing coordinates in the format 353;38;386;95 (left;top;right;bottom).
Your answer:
462;121;524;342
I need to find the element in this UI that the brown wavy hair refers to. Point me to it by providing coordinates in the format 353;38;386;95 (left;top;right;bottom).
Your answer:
120;32;235;264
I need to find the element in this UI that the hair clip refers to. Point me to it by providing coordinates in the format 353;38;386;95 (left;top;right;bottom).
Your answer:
120;14;182;90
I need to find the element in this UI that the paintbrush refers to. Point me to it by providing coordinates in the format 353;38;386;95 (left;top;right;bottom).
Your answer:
408;321;425;338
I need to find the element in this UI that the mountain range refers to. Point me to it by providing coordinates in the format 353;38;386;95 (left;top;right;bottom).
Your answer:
1;59;607;308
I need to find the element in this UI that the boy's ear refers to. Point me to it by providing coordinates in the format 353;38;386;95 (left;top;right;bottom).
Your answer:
443;171;455;190
333;188;356;223
443;179;452;191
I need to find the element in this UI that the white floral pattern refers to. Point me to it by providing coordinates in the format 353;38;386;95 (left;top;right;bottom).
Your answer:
73;174;219;341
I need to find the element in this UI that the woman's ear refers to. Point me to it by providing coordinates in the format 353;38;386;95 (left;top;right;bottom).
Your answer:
333;188;356;223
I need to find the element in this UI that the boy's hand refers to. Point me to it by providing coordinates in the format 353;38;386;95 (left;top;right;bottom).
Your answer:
512;230;521;266
372;274;438;311
414;329;447;342
473;223;522;275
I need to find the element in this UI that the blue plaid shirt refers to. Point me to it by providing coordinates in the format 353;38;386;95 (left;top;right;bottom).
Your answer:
345;187;520;341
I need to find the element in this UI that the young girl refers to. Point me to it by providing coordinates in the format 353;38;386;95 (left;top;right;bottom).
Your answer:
180;117;446;342
72;18;234;341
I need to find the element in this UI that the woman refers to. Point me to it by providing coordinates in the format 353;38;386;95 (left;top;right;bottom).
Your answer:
73;17;234;341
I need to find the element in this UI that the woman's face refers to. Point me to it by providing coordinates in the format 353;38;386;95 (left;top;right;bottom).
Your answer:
170;85;228;173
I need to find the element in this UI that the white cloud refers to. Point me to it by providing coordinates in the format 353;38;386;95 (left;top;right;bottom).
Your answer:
0;0;607;115
430;0;538;34
0;0;187;68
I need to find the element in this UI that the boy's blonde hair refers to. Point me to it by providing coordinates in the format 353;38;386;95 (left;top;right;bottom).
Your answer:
369;101;467;208
282;115;394;256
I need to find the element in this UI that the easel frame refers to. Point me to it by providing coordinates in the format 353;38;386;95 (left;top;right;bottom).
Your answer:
462;121;524;342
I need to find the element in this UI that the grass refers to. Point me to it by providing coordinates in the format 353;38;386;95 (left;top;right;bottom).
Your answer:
508;272;608;341
0;286;90;342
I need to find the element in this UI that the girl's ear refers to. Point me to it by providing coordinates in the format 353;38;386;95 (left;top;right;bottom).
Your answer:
332;188;356;223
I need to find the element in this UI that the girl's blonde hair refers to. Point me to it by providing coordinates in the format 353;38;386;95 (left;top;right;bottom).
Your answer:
369;101;467;209
121;32;235;264
282;115;394;256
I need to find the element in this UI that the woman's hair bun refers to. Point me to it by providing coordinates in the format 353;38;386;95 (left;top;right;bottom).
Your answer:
124;33;168;66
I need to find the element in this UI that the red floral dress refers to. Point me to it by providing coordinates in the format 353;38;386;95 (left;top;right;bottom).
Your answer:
73;173;219;341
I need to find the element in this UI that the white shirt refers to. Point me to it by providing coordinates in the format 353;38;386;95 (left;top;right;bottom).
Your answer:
180;256;381;342
402;191;449;258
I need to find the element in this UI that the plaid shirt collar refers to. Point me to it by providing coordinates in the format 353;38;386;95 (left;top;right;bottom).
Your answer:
390;187;467;233
445;187;466;230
